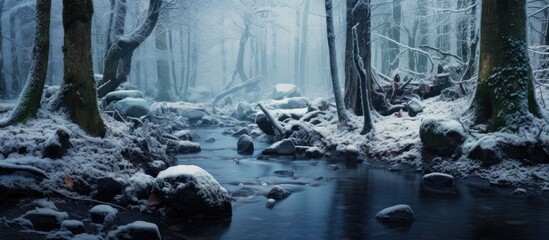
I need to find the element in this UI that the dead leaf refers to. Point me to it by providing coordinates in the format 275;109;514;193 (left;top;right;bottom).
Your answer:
64;175;74;190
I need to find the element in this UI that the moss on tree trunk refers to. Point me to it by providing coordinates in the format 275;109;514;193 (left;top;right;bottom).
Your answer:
0;0;50;127
57;0;106;137
470;0;542;131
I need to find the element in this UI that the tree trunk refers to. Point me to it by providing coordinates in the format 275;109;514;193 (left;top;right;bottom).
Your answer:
168;30;178;97
298;0;311;89
344;0;360;114
325;0;348;123
155;25;173;102
470;0;542;131
228;21;250;88
9;13;20;96
352;21;373;134
97;0;161;98
0;0;51;127
0;0;6;99
56;0;105;137
417;0;429;72
105;0;127;55
460;0;478;82
388;0;401;72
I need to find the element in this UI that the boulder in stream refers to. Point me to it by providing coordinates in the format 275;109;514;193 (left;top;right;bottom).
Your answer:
266;186;290;200
421;173;454;188
22;208;69;231
262;139;296;155
153;165;232;217
237;134;254;155
375;204;415;224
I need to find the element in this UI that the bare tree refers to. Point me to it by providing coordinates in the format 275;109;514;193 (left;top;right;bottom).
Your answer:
97;0;162;98
325;0;348;123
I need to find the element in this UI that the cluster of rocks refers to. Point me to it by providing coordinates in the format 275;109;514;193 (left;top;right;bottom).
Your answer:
101;90;150;119
18;202;161;240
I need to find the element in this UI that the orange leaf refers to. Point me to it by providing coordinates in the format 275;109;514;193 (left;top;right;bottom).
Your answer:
64;175;74;190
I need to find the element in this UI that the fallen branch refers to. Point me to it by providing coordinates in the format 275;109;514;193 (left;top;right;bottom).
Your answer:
211;77;262;106
0;163;48;179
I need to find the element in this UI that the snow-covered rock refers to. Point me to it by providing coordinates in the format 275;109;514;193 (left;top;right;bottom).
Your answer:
43;127;71;159
375;204;415;224
232;128;250;137
172;130;195;141
153;165;232;217
344;145;360;161
305;147;324;159
237;134;254;155
467;136;504;166
262;139;296;155
72;233;102;240
89;204;118;226
106;221;161;240
232;101;255;121
112;97;150;118
405;99;423;117
22;208;69;231
421;173;454;187
167;140;201;154
266;186;290;200
60;220;85;234
265;199;276;209
124;172;154;203
103;90;144;107
273;83;300;100
273;170;294;177
419;118;467;156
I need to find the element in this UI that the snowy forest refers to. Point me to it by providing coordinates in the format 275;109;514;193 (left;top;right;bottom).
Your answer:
0;0;548;239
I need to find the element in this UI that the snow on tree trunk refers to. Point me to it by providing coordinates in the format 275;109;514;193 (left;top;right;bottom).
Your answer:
97;0;161;98
0;0;7;99
470;0;542;131
55;0;106;137
344;0;361;114
352;24;373;134
0;0;50;127
154;24;174;102
324;0;348;123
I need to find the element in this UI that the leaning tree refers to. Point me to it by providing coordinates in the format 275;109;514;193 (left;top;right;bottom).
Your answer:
469;0;543;131
0;0;51;127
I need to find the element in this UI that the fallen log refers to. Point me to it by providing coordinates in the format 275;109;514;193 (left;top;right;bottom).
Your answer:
211;77;262;106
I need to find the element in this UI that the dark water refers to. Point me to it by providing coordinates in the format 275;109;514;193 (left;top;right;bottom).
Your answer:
166;128;549;240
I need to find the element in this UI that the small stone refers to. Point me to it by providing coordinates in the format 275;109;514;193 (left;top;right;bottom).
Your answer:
89;205;118;226
328;164;339;170
266;186;290;200
305;147;323;159
265;199;276;209
375;204;415;224
107;221;161;240
237;134;254;155
43;128;71;159
262;139;296;155
232;128;250;137
273;170;294;177
23;208;69;231
421;173;454;187
205;137;216;143
512;188;528;198
60;220;85;234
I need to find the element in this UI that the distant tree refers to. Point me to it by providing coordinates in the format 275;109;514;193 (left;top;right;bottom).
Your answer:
154;24;174;102
352;24;373;134
325;0;348;123
470;0;543;131
52;0;105;137
97;0;162;98
0;0;6;99
0;0;51;127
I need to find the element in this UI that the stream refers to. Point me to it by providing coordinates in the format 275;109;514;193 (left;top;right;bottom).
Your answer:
164;128;549;240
